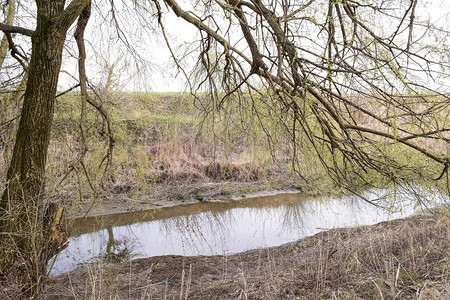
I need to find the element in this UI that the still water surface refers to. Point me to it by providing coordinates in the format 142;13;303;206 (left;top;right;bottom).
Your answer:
50;189;445;276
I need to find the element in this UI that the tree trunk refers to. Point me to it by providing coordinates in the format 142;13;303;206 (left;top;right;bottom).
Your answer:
0;2;77;294
0;17;64;271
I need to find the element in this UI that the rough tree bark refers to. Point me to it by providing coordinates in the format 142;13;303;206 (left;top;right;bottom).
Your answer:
0;0;91;294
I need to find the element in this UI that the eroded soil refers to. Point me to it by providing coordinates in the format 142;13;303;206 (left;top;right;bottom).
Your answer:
65;180;301;219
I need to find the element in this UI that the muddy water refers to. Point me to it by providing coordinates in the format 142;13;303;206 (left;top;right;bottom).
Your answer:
49;189;444;276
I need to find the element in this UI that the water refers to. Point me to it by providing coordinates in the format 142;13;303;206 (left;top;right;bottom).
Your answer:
49;188;447;276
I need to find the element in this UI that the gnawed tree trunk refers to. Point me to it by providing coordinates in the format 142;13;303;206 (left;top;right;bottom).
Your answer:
0;0;91;295
42;202;68;269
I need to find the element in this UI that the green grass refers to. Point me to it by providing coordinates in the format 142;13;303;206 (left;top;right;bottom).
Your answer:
2;91;448;212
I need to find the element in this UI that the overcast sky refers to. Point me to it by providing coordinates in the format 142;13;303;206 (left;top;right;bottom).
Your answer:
146;0;450;92
34;0;445;93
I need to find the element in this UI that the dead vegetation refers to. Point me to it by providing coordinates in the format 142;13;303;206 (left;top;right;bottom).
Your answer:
43;213;449;299
0;91;296;219
145;142;268;184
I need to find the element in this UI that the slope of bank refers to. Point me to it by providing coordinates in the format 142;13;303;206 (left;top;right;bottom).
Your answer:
45;213;449;299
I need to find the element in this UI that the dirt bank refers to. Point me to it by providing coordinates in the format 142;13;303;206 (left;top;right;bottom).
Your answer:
44;214;449;299
65;180;302;219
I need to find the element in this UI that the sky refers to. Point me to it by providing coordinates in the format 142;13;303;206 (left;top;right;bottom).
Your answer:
2;0;449;93
142;0;450;93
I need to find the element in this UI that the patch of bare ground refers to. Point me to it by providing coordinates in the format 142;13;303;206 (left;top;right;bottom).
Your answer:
64;179;300;219
44;214;449;299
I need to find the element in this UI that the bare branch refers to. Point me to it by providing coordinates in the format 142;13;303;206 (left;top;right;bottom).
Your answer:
56;0;91;33
0;23;33;37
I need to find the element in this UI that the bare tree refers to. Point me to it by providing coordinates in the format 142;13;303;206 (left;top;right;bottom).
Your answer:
156;0;450;196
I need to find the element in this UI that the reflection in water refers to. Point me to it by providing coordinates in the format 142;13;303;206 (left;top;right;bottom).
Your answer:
104;226;133;263
49;189;447;276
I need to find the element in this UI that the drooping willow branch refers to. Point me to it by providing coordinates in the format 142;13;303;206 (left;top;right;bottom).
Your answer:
57;1;116;198
158;0;450;193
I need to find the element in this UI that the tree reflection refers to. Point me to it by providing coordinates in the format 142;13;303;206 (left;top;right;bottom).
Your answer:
103;226;133;263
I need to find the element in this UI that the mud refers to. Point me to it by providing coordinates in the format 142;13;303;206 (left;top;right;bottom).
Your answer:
65;180;301;219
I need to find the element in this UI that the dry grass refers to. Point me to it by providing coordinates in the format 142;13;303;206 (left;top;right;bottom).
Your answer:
43;213;449;299
146;141;267;184
5;91;293;217
344;94;450;152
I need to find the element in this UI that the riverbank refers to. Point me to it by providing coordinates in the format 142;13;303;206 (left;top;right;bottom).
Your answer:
65;179;302;218
44;213;449;299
